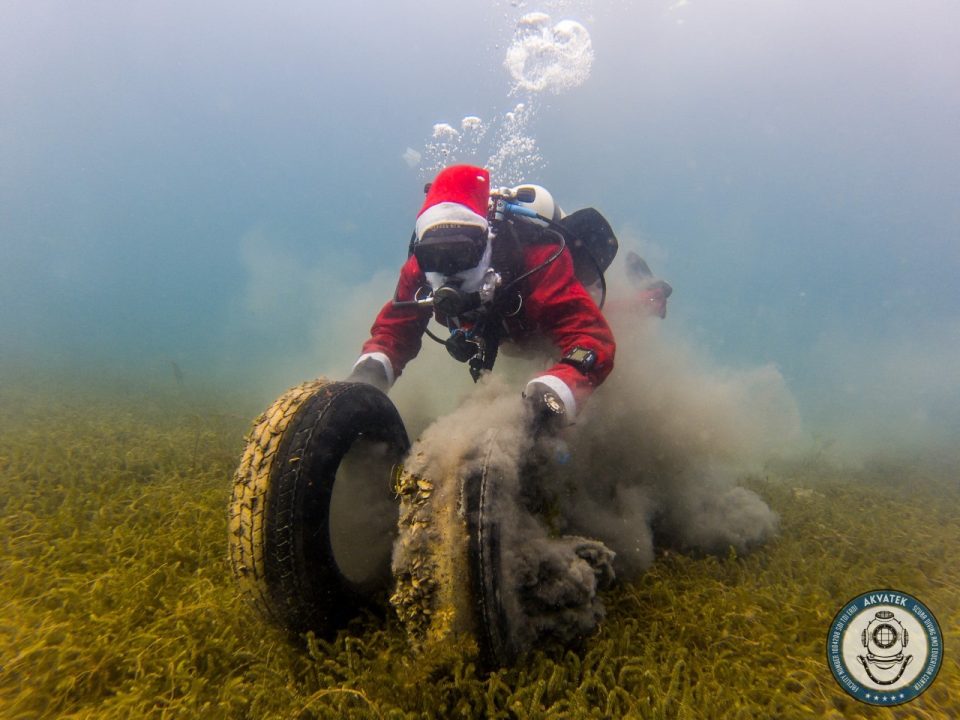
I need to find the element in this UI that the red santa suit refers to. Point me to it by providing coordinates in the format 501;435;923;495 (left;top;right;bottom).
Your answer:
352;165;615;418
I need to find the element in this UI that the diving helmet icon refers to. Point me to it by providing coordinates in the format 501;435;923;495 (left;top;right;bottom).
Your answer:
858;610;913;685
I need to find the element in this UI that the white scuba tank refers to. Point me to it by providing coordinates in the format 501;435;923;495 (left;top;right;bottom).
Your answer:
509;184;565;224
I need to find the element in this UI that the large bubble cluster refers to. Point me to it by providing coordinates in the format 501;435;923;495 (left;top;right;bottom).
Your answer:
420;104;544;187
412;9;593;187
504;13;593;94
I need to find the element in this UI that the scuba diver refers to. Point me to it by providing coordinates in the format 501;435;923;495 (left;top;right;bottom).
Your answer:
347;164;638;432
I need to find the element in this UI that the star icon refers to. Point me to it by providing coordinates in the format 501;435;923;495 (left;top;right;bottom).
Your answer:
865;693;872;699
899;693;905;699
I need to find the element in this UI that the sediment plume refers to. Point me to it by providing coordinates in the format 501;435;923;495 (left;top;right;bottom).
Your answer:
389;296;800;658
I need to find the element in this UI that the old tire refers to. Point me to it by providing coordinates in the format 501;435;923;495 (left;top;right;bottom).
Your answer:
228;378;409;636
464;430;615;667
392;425;527;666
463;429;517;667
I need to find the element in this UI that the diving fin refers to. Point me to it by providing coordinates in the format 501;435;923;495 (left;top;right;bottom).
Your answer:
626;251;672;297
626;251;654;283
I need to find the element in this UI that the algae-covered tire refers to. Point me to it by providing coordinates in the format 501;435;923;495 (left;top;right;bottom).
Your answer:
463;430;615;667
228;379;409;636
463;431;514;667
393;426;524;666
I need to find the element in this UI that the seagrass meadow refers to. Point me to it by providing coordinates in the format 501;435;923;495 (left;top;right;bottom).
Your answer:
1;376;958;720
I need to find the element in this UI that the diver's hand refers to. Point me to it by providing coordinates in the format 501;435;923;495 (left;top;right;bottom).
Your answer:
346;357;391;393
523;381;568;436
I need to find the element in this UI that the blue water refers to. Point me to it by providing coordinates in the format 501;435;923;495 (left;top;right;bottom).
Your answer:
2;0;958;459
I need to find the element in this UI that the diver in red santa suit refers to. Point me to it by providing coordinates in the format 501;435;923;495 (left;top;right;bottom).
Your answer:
346;164;618;432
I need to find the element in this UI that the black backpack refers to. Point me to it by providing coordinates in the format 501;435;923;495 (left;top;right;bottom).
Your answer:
560;208;619;289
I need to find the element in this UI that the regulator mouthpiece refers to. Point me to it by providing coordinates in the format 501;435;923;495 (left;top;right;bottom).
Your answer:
433;285;466;316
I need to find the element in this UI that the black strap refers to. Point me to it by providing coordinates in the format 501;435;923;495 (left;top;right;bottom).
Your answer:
467;312;503;382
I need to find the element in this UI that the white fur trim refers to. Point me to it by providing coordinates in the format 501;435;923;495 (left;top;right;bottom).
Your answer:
353;352;395;388
415;201;487;240
526;374;577;417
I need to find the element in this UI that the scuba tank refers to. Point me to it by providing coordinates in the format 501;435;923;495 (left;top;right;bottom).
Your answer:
498;184;618;305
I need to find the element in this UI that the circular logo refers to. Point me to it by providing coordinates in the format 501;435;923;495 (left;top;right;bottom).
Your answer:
827;589;943;706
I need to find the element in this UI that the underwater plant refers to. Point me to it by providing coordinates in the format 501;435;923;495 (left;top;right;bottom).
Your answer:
1;379;957;718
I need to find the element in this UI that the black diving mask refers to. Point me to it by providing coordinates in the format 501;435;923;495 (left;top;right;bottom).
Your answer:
414;224;487;275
